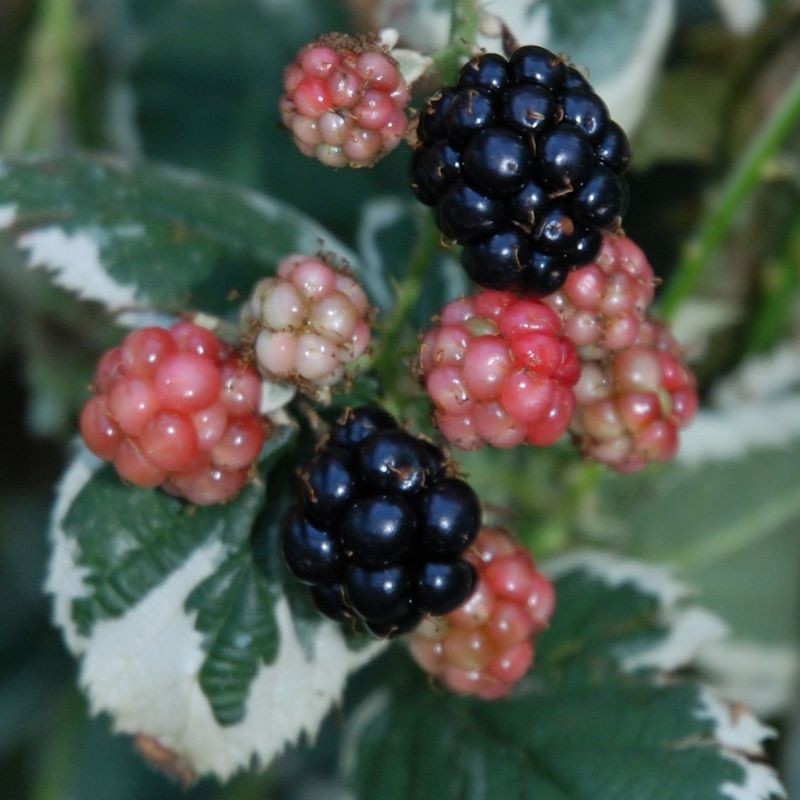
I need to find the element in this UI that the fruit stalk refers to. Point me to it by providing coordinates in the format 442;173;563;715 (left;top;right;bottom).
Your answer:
373;213;442;394
432;0;482;83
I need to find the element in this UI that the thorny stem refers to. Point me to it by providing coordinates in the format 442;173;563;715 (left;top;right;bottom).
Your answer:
0;0;83;153
373;213;442;392
374;1;482;398
431;0;482;83
659;70;800;318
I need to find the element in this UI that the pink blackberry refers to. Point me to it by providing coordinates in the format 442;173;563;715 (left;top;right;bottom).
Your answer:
545;233;656;359
279;34;410;168
245;254;372;390
80;323;266;505
419;291;580;450
408;527;554;700
571;319;698;472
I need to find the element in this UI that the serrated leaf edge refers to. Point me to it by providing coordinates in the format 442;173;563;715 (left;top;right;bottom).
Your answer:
45;443;100;654
542;549;785;800
47;445;387;780
0;155;360;324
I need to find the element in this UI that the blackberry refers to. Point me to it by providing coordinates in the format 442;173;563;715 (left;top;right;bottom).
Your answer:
272;406;482;638
410;46;631;296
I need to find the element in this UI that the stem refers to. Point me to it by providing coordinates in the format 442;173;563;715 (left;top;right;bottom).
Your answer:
658;70;800;318
432;0;482;83
373;213;442;391
0;0;83;153
745;210;800;352
373;1;482;402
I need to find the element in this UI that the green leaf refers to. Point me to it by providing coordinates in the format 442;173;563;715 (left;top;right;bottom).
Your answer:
586;440;800;644
186;552;280;726
0;154;357;319
62;427;294;637
343;556;781;800
49;432;384;777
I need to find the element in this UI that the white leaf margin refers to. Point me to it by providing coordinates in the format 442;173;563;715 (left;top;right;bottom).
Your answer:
544;550;786;800
698;638;799;719
0;157;360;323
45;444;385;782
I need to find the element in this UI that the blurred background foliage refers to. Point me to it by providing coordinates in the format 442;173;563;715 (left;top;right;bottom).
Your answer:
0;0;799;797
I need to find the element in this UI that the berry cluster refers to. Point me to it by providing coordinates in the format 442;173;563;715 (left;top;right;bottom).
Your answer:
419;290;580;450
411;46;631;295
281;407;481;637
80;323;265;505
571;319;698;472
408;527;554;699
280;34;410;168
544;234;656;359
245;253;372;389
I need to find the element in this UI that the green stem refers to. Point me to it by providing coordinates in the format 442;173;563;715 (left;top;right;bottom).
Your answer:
432;0;482;83
373;214;442;392
745;210;800;352
658;70;800;318
0;0;83;153
373;0;481;406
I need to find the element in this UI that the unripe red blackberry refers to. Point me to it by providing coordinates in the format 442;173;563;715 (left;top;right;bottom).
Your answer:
280;34;410;168
272;406;483;638
419;291;580;450
80;323;266;505
571;319;698;472
545;233;656;359
411;47;631;295
244;254;372;390
408;527;554;700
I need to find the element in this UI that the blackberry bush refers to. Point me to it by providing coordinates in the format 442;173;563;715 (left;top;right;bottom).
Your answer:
277;407;481;637
11;0;790;795
411;46;631;295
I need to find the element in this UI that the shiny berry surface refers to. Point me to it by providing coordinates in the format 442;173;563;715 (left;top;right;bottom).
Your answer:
415;560;477;616
408;527;554;700
80;324;264;505
570;319;698;471
277;407;483;638
462;229;531;291
410;45;632;291
462;128;532;195
283;511;343;584
280;35;410;168
457;53;511;94
245;253;372;390
339;495;416;567
420;292;579;450
545;233;657;359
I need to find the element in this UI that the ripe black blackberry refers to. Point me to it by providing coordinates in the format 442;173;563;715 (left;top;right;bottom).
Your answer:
277;406;480;638
410;46;631;296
